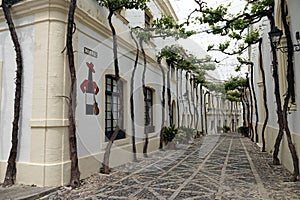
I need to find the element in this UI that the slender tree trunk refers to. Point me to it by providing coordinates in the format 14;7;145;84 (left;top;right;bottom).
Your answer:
158;60;166;150
246;73;254;141
65;0;80;188
280;0;299;180
241;95;247;127
2;1;23;187
180;69;184;126
195;84;199;131
167;64;172;126
189;78;194;128
186;72;192;128
230;101;233;131
140;39;149;158
267;14;285;166
200;85;204;133
204;92;209;134
176;69;180;127
258;38;269;152
103;10;123;174
129;31;139;161
249;63;259;143
244;90;251;138
108;11;119;78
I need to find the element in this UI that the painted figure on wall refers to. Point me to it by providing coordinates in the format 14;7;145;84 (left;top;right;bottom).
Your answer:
80;62;99;115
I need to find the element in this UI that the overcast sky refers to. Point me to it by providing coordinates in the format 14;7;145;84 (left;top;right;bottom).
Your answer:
169;0;248;81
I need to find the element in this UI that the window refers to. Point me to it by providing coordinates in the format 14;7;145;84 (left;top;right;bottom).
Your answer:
144;87;154;133
144;10;152;28
105;75;125;141
171;101;176;126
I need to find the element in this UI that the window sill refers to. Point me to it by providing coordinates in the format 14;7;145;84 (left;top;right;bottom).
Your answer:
289;103;297;112
148;131;158;139
101;137;130;150
145;126;155;134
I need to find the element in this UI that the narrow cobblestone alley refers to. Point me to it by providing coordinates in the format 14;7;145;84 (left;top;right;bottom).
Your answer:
46;134;300;200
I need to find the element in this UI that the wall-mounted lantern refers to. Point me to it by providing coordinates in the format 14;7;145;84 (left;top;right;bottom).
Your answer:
268;26;300;53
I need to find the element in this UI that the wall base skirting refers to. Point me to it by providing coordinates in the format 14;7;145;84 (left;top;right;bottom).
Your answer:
0;137;160;186
255;124;300;174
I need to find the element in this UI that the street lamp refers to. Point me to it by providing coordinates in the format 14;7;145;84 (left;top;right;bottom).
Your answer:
98;0;104;6
268;26;300;53
268;26;283;48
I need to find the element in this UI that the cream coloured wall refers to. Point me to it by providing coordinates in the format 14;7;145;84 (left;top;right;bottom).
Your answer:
0;15;35;163
0;0;242;186
249;0;300;177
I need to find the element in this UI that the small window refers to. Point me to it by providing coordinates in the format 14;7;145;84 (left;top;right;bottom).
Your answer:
171;101;176;126
105;75;125;141
144;87;155;133
145;10;152;28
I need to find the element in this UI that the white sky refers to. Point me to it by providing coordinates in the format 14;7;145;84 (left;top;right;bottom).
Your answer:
169;0;248;81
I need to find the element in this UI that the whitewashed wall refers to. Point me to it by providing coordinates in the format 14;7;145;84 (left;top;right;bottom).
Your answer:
286;0;300;133
0;16;34;163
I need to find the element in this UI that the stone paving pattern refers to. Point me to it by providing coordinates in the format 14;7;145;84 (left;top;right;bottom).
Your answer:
0;185;56;200
44;133;300;199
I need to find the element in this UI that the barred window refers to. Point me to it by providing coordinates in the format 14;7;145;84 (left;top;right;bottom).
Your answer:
105;75;125;141
144;87;155;133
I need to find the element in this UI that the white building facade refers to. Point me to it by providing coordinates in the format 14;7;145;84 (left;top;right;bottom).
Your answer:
249;0;300;174
0;0;241;186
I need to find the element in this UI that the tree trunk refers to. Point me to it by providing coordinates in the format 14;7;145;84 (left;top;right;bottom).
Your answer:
280;0;299;180
249;64;259;143
200;85;204;133
246;73;254;141
103;10;123;174
158;60;166;150
195;84;199;131
140;39;149;158
204;92;209;134
267;14;285;166
2;1;23;187
129;31;139;161
108;10;119;78
258;38;269;152
176;69;180;127
180;69;184;126
167;64;172;126
189;77;194;128
65;0;80;188
102;80;123;174
241;95;247;127
244;89;251;138
186;72;193;128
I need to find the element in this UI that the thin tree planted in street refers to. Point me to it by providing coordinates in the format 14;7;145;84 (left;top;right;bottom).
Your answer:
188;0;299;180
258;38;269;152
129;30;139;161
157;57;166;150
158;45;215;131
2;0;23;187
139;37;150;157
176;69;181;127
273;0;298;180
238;59;259;143
100;0;149;174
133;16;195;152
65;0;80;188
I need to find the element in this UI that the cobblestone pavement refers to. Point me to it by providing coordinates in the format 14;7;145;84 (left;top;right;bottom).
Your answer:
45;133;300;200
